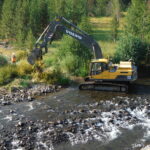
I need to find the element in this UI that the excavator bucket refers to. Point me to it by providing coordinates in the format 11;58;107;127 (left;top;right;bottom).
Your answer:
27;48;43;65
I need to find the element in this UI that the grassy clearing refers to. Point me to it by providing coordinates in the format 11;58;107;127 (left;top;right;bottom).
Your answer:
90;16;125;57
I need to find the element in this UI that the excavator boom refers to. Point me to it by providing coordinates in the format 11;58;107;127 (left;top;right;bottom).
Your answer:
27;17;102;65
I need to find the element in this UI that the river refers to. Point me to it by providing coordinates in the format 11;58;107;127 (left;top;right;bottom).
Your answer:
0;84;150;150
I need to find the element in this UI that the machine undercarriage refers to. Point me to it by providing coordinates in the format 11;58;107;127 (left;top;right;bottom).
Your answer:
79;82;128;92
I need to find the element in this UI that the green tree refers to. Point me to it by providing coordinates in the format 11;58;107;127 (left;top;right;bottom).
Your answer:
0;0;4;18
111;0;121;41
25;29;36;50
56;17;92;76
38;0;49;31
47;0;57;20
113;34;148;65
111;16;119;41
0;0;17;38
0;0;4;37
55;0;67;17
95;0;109;16
0;55;8;67
14;0;30;47
29;0;49;37
86;0;96;16
121;0;131;10
65;0;87;24
126;0;150;42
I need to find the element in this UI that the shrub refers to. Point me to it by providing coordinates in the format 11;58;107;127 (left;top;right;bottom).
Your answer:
19;77;31;88
16;50;27;61
52;17;93;77
56;35;92;76
31;68;70;85
50;70;70;85
0;55;8;67
0;65;18;85
113;34;148;65
17;60;33;76
57;75;70;86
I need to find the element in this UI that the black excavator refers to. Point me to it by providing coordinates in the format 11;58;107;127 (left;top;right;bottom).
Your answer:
27;17;137;92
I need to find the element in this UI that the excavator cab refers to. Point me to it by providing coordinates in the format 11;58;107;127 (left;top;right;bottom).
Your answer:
88;58;111;81
88;59;137;83
90;59;109;76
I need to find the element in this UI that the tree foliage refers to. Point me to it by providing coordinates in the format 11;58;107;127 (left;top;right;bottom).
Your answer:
126;0;150;42
0;0;131;44
0;0;17;38
114;0;150;65
56;17;92;76
113;34;148;65
111;0;121;41
0;55;8;67
25;29;36;50
0;0;95;47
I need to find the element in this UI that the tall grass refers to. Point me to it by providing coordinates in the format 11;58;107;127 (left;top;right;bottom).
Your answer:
0;59;33;85
0;65;18;85
16;50;27;61
17;60;33;76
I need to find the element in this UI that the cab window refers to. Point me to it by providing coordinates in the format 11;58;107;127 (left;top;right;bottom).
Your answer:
91;62;108;75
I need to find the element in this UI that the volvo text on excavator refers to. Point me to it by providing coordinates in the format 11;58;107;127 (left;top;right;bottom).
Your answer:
27;17;137;92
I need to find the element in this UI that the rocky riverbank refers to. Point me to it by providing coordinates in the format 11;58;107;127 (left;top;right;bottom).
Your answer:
0;84;61;106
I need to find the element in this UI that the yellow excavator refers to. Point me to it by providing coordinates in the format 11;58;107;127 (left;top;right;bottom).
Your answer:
27;17;137;92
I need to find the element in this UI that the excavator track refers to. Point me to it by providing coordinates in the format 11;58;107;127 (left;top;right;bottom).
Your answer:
79;82;128;92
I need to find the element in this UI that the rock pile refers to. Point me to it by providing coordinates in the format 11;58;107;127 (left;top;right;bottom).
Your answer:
0;84;61;106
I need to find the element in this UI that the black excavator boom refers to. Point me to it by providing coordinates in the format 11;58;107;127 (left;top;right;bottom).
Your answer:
27;16;102;65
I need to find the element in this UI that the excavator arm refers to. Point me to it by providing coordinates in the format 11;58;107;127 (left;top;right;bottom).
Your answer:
27;17;102;65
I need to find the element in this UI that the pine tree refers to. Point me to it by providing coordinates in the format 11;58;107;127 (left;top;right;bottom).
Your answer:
1;0;17;38
87;0;96;16
111;0;121;41
126;0;150;41
14;0;30;47
47;0;56;20
111;16;119;41
71;0;87;24
56;0;67;17
29;0;49;37
0;0;4;37
38;0;49;31
25;29;36;51
29;0;41;37
120;0;131;10
0;0;4;17
95;0;109;16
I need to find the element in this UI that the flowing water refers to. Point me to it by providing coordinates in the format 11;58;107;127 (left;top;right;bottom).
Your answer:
0;84;150;150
